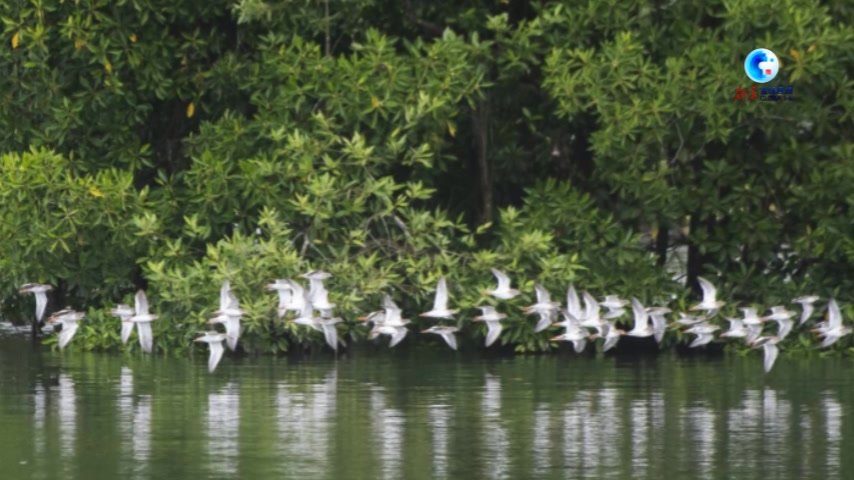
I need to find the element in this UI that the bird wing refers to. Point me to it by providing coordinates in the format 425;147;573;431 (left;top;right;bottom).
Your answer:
491;268;511;291
827;299;842;329
433;277;449;311
479;306;497;317
534;311;553;333
582;291;600;320
58;323;79;349
697;277;716;303
566;285;582;319
631;298;648;331
135;290;149;316
35;291;48;322
383;294;401;311
689;333;713;348
120;321;135;345
572;338;587;353
763;343;779;373
208;341;224;373
321;322;338;351
485;321;503;347
441;331;458;350
220;280;231;310
799;303;814;326
535;284;550;305
389;327;408;347
137;322;153;353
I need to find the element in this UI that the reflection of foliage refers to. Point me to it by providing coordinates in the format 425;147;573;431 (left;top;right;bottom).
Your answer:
0;0;851;354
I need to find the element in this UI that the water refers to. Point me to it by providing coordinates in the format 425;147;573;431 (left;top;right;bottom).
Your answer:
0;333;852;479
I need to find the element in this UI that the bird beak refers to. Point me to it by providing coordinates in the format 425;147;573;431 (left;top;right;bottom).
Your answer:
421;329;431;333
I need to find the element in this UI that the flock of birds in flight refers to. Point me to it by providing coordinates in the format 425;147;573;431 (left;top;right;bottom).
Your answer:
16;269;850;374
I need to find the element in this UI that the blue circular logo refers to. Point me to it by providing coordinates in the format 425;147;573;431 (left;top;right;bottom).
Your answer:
744;48;779;83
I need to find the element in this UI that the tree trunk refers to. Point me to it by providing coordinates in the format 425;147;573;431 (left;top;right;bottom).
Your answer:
471;100;492;225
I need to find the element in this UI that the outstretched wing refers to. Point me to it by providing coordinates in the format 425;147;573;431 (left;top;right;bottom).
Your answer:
389;327;408;347
321;323;338;351
535;284;550;305
137;322;153;353
208;341;225;373
697;277;717;303
631;298;648;331
441;332;458;350
485;321;503;347
582;291;600;321
763;343;779;373
58;323;79;349
120;321;135;345
566;285;582;319
34;291;48;322
433;277;449;311
135;290;149;316
491;268;511;290
219;280;231;311
827;299;842;329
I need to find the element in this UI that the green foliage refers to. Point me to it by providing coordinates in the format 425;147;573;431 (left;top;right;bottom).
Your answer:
0;0;851;355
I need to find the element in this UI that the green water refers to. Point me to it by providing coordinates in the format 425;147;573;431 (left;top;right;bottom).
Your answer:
0;332;851;480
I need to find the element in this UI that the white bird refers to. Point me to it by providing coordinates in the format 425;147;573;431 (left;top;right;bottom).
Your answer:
685;323;719;348
371;324;409;347
600;295;627;319
524;284;559;333
420;277;458;319
532;309;557;333
550;311;589;353
674;312;707;327
284;280;307;312
131;290;157;353
647;307;671;343
626;298;653;338
590;321;625;352
292;290;321;331
720;317;748;339
524;284;560;313
18;283;53;323
486;269;520;300
368;295;410;347
792;295;820;326
473;306;507;347
302;271;335;315
47;309;84;349
751;335;781;373
194;331;227;373
814;299;851;348
764;306;795;340
422;325;460;350
210;281;243;351
266;279;294;318
110;304;135;345
740;307;764;327
691;276;725;315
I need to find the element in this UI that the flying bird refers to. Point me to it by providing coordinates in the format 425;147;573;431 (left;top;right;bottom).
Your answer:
420;277;458;319
194;331;227;373
422;325;460;350
792;295;820;326
486;269;520;300
110;304;135;345
691;276;725;315
131;290;158;353
18;283;53;325
473;306;507;347
47;309;84;349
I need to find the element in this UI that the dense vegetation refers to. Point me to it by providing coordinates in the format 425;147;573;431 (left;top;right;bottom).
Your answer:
1;0;852;354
